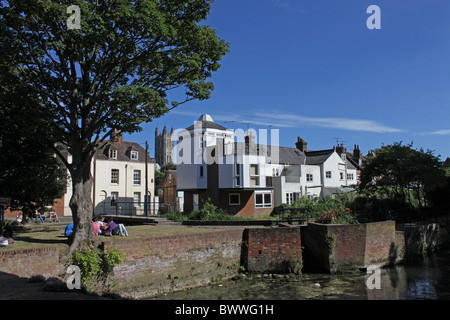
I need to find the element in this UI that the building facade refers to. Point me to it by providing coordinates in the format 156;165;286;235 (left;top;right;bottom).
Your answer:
176;114;363;217
55;133;156;217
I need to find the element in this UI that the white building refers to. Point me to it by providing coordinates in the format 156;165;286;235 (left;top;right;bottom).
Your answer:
175;114;361;217
55;133;156;217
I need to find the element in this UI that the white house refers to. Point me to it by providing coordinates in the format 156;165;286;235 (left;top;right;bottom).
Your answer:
54;133;156;217
175;114;361;217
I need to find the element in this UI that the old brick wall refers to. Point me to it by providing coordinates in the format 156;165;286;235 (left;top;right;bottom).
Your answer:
302;221;404;273
243;227;301;273
0;247;60;278
101;228;244;298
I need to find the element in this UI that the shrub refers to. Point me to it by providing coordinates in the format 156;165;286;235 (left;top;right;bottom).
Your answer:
69;246;123;291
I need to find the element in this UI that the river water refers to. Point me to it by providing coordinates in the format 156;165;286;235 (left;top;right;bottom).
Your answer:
150;250;450;300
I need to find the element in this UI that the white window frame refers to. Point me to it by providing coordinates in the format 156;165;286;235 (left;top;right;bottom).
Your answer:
326;171;332;179
133;192;141;207
255;191;272;208
250;164;260;186
133;169;141;185
109;149;117;159
306;173;313;182
131;150;139;160
111;169;119;184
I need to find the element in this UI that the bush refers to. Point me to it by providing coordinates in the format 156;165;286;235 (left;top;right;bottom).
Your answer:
69;246;123;291
188;199;232;221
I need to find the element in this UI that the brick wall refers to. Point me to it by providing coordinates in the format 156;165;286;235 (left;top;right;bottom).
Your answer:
0;247;60;278
243;227;301;273
99;228;244;298
302;221;404;273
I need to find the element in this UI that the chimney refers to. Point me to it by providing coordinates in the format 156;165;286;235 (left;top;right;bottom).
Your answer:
353;145;361;159
111;128;123;143
295;137;307;152
335;143;346;154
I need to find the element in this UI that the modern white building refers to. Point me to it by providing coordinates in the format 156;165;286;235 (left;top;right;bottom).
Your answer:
55;133;156;217
175;114;361;217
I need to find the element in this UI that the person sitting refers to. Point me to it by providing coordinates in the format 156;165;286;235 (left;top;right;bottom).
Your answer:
102;217;117;236
36;209;46;222
92;217;100;236
15;213;23;225
49;208;59;222
65;223;74;237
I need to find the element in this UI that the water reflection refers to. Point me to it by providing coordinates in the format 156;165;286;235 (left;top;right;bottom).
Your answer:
150;251;450;300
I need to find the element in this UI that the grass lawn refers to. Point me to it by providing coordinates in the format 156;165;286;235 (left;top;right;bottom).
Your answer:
0;222;233;252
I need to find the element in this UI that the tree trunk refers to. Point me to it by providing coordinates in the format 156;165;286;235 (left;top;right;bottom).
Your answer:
68;153;94;255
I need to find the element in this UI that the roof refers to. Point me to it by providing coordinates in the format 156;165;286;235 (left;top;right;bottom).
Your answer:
94;140;150;163
304;149;335;165
185;114;227;131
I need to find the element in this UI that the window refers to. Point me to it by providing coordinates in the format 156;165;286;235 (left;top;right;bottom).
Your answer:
229;194;240;205
109;149;117;159
326;171;332;179
133;170;141;185
111;169;119;184
272;168;280;177
306;174;313;182
133;192;141;207
235;164;241;186
347;173;354;180
285;192;301;205
250;164;259;186
340;172;344;180
199;165;204;177
286;193;293;205
131;150;139;160
255;191;272;208
111;192;118;206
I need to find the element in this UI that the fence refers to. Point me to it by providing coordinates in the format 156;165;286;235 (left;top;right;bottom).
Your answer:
111;201;160;217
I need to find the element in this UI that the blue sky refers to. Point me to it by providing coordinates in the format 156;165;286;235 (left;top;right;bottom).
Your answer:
124;0;450;160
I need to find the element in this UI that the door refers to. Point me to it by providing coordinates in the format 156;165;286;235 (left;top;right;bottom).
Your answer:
193;194;199;211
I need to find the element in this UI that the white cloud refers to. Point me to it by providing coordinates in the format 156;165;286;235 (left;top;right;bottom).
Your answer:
253;112;404;133
423;129;450;135
171;109;404;133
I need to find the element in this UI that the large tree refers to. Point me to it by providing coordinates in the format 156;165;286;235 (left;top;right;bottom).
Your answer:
0;0;229;252
359;142;447;209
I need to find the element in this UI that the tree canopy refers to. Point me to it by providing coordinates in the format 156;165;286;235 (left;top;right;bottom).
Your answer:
0;0;229;252
359;142;447;209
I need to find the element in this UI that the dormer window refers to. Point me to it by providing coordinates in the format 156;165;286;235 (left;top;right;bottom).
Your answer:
109;148;117;159
131;150;139;160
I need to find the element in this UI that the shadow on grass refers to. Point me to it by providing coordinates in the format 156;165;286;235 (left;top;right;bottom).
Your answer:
13;236;69;245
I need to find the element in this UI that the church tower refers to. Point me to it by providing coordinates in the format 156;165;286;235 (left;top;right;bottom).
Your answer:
155;125;174;167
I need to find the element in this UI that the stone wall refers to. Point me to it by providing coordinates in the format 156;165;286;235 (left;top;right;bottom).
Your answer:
243;226;301;274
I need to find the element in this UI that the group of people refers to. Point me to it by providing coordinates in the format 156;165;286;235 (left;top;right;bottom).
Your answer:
34;208;59;223
64;216;128;238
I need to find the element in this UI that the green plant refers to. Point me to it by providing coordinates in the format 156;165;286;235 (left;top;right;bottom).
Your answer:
69;246;123;291
287;253;302;275
325;233;337;253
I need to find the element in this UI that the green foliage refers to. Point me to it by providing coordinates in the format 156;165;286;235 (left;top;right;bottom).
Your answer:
275;194;359;224
287;253;303;275
360;142;447;209
189;198;228;220
1;0;229;250
69;246;124;291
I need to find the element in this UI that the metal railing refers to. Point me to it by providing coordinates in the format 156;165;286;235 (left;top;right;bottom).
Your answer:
111;201;160;217
272;207;311;224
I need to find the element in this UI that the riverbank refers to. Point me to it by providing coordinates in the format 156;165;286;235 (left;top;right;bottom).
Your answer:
1;219;449;300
